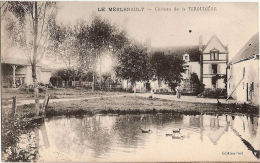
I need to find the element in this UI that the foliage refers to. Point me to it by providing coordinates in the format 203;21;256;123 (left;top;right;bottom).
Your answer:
2;1;57;93
190;73;205;94
2;2;57;64
115;44;152;84
198;88;227;98
150;52;184;90
75;16;128;70
48;22;78;68
50;68;93;86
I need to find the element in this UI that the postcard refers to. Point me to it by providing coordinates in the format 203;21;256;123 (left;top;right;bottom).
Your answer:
1;1;259;162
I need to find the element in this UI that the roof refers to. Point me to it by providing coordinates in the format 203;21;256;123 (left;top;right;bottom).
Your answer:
1;56;31;65
1;56;52;71
230;33;259;64
203;35;228;54
150;45;204;62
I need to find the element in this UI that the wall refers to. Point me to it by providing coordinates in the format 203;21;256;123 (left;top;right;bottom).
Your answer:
189;62;201;78
228;58;259;105
202;62;226;89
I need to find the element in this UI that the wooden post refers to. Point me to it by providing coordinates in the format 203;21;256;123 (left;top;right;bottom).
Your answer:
35;98;40;116
11;96;17;116
42;94;50;116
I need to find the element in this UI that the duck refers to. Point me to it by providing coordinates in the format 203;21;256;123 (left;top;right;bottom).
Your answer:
140;128;152;133
172;135;184;140
172;128;181;133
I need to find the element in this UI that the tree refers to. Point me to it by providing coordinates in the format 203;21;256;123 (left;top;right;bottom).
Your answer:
2;1;57;115
48;22;78;68
115;43;152;92
150;51;168;91
79;16;128;91
150;52;184;91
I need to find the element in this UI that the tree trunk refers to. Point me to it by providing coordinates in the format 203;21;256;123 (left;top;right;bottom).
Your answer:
133;82;136;96
99;56;102;90
158;78;161;93
92;70;95;92
32;2;40;116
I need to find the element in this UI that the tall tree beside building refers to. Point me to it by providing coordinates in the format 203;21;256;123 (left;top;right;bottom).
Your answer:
2;1;57;115
115;44;152;92
150;52;168;91
150;52;184;91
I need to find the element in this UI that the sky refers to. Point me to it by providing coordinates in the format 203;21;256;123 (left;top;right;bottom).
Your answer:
56;2;259;60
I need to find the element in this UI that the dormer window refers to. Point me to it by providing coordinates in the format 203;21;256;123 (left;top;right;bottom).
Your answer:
210;49;219;60
183;54;190;62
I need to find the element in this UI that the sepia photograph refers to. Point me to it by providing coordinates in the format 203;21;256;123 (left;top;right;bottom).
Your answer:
0;1;259;162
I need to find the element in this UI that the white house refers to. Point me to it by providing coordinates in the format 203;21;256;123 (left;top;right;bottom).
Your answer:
201;35;228;89
227;33;259;105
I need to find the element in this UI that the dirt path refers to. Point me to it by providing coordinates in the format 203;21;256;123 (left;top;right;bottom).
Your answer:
135;93;236;104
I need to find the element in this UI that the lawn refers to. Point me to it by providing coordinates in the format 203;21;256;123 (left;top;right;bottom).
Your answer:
3;95;257;120
1;87;126;100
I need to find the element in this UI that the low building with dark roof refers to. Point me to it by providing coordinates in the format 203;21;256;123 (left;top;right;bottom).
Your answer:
1;55;52;88
227;33;259;105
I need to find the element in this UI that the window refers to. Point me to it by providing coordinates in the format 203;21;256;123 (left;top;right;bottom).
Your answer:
210;50;219;60
212;64;218;74
183;54;189;62
251;82;254;91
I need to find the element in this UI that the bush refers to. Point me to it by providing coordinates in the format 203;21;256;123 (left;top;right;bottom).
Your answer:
198;88;227;98
190;73;205;95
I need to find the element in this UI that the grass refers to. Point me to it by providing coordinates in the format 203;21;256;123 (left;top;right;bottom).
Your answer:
1;87;126;101
3;95;258;121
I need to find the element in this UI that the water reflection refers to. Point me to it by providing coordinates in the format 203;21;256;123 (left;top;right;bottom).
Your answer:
9;114;260;162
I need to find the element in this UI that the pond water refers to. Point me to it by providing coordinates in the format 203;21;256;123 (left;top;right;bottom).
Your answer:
12;114;260;162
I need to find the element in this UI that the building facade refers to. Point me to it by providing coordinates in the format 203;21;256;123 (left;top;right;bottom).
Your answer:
227;33;259;105
201;35;228;89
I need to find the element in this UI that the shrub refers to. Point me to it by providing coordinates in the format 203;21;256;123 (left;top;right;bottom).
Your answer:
198;88;227;98
190;73;205;95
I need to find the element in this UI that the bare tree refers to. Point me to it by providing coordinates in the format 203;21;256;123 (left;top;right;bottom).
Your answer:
2;1;57;115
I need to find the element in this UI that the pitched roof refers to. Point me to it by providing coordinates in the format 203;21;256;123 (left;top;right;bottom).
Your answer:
230;33;259;64
203;35;228;53
150;45;203;62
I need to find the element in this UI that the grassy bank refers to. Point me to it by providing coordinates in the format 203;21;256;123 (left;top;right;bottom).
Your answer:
5;96;258;120
1;88;126;101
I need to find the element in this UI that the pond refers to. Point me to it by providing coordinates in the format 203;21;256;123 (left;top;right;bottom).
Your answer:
4;113;260;162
